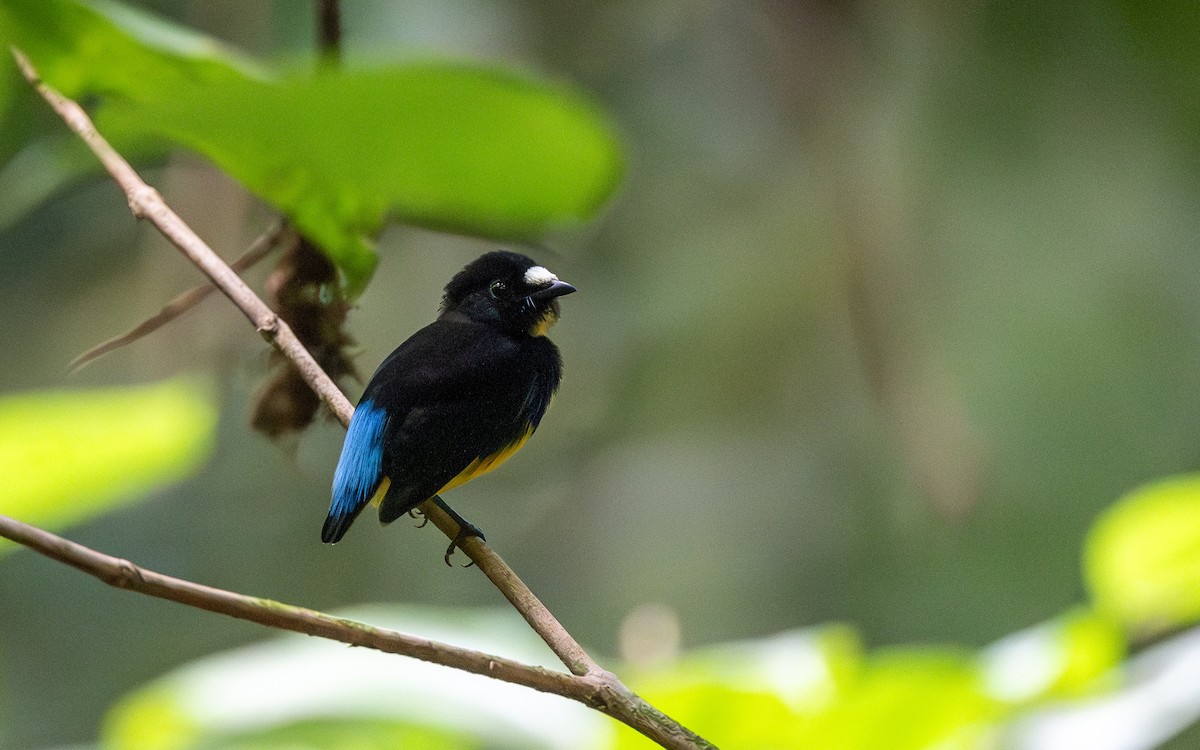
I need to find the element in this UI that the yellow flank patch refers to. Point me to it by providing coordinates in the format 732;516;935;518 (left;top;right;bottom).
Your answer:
439;424;535;494
368;476;391;507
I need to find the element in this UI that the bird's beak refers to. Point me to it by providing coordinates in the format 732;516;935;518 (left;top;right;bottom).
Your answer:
530;280;577;301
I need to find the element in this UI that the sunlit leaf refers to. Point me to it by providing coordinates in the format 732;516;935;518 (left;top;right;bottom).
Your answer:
995;624;1200;750
102;606;610;750
613;625;864;749
1052;610;1126;696
0;378;216;553
801;648;999;750
205;719;479;750
0;0;263;107
626;682;800;749
1085;474;1200;633
108;685;201;750
981;608;1125;704
0;0;256;226
2;0;624;296
616;631;1002;750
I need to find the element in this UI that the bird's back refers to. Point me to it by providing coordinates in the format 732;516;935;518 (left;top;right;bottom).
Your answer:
370;318;562;523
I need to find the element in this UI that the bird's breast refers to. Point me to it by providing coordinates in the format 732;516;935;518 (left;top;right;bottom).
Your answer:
437;423;535;494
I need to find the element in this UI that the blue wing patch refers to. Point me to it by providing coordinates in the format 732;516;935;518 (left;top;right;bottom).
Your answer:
322;399;388;543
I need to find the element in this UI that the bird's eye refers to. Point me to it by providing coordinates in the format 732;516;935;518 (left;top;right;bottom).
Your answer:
489;280;508;299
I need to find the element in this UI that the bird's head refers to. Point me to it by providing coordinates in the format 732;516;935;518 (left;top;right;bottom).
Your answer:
441;251;576;337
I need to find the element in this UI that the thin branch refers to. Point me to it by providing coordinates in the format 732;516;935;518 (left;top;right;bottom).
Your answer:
316;0;342;64
69;220;296;372
0;513;583;700
420;501;605;676
10;46;715;750
12;46;352;421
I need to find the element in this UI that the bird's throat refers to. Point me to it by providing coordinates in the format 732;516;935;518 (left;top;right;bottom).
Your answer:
528;308;558;338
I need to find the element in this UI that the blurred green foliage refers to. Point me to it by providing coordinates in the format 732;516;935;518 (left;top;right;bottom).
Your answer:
85;550;1167;750
0;378;215;554
0;0;622;294
3;1;1200;749
1086;475;1200;636
85;482;1200;750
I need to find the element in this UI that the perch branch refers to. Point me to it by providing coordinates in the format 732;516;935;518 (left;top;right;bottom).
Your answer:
10;46;714;749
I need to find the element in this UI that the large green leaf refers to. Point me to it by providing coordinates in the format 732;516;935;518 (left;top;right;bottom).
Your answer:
0;378;216;553
0;0;262;116
1085;474;1200;634
1;0;624;295
98;63;623;295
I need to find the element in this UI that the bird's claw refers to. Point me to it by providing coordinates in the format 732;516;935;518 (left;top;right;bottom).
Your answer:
408;508;429;528
443;521;486;567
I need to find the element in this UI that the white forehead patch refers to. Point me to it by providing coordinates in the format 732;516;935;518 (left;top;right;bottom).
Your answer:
523;265;558;286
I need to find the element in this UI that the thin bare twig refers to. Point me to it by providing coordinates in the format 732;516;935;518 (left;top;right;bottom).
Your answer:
317;0;342;64
10;46;715;749
68;220;296;372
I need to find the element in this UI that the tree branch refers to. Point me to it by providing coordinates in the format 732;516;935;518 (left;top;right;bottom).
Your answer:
0;512;583;699
9;46;715;749
68;219;295;372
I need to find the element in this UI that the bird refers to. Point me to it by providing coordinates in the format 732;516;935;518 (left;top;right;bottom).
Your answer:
322;251;576;559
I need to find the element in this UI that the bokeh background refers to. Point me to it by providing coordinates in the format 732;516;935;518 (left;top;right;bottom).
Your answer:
4;1;1200;748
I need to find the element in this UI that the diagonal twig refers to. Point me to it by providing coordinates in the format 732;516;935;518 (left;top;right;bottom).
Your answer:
68;219;296;372
9;46;715;750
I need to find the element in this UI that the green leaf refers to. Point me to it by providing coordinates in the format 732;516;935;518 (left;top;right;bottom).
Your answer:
1085;474;1200;633
0;45;17;143
3;0;624;296
0;378;216;553
613;625;865;749
1051;609;1125;696
616;632;1004;750
980;608;1125;704
0;0;255;225
801;649;999;750
108;689;479;750
101;64;623;295
0;0;263;105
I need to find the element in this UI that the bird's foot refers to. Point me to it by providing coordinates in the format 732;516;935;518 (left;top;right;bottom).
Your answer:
433;496;486;567
443;521;486;567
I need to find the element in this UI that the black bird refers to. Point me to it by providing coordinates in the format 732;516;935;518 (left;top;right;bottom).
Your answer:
322;251;576;554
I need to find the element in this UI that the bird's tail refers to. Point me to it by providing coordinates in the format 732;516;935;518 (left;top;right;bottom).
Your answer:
324;400;388;543
321;511;356;544
323;476;390;542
